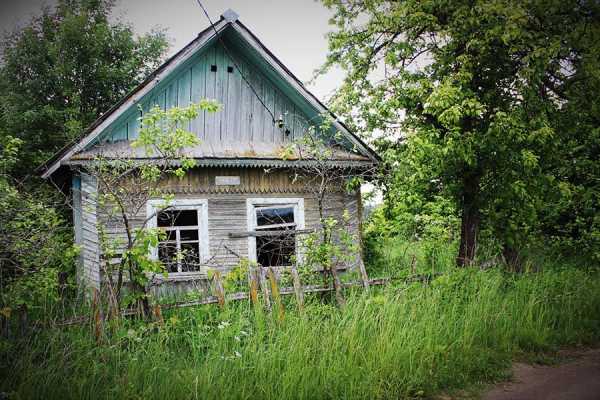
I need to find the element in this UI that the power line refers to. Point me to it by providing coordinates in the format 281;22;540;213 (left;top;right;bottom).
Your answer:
194;0;278;126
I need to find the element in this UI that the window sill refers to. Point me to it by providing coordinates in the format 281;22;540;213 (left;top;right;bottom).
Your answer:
149;270;208;283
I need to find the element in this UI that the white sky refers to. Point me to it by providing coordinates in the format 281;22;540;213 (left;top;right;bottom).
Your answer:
0;0;344;100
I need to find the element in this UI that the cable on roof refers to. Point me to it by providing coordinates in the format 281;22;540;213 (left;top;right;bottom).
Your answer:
194;0;278;126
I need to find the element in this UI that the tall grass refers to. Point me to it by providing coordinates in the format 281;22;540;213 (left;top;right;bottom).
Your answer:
2;262;599;399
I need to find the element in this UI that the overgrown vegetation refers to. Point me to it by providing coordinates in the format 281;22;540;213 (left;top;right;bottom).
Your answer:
1;0;599;398
0;0;169;309
320;0;600;268
1;240;599;399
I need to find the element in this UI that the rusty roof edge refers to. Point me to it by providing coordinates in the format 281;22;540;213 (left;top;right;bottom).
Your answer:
64;157;375;169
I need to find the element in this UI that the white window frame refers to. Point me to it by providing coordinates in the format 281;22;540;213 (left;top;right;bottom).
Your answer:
246;198;305;266
146;199;209;276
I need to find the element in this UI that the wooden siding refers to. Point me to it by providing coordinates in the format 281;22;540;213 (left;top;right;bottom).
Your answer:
80;172;101;289
72;175;84;287
99;39;309;146
88;167;363;293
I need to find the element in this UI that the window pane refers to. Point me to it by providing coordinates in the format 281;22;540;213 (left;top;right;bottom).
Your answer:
158;242;178;273
256;206;294;227
256;227;295;267
161;229;177;241
157;209;198;227
180;242;200;272
180;229;199;241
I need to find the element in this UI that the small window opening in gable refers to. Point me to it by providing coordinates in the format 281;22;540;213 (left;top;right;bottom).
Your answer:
210;64;217;72
227;66;234;73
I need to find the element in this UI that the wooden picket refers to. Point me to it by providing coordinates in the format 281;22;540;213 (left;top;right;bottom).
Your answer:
267;267;285;320
289;265;304;310
213;271;226;308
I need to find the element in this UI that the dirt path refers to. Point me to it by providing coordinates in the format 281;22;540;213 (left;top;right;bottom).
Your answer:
482;348;600;400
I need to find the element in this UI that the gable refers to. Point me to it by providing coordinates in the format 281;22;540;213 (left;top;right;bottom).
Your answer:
96;38;310;145
39;11;378;179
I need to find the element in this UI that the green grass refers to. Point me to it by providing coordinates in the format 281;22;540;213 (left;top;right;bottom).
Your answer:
2;242;600;399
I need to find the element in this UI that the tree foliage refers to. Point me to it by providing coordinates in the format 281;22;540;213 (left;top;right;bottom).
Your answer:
0;136;77;309
0;0;169;175
0;0;169;308
321;0;600;267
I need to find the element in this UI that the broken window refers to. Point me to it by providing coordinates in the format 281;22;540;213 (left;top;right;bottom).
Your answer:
254;205;297;267
156;208;202;273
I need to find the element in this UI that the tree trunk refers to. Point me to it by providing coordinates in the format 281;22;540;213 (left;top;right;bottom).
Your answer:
456;174;480;267
502;245;523;272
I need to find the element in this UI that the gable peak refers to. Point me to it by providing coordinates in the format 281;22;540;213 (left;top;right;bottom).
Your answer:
221;9;239;23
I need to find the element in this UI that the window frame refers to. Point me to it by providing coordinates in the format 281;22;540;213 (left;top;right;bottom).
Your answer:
246;198;305;267
146;199;209;276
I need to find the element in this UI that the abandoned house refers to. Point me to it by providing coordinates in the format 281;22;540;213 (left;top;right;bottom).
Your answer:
39;9;379;294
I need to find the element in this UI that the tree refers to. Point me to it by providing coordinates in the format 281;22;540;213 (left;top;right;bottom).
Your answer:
278;118;374;305
0;0;168;175
320;0;600;268
85;101;219;315
0;135;76;310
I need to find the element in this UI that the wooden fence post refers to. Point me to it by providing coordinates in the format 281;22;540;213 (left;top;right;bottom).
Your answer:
91;288;104;344
267;267;285;321
357;259;370;292
258;267;271;310
328;265;346;308
248;267;259;306
152;304;164;326
290;265;304;311
213;271;226;308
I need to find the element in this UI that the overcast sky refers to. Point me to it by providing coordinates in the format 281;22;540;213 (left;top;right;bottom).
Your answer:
0;0;343;100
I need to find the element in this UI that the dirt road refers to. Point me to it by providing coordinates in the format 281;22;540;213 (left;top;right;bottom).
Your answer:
483;348;600;400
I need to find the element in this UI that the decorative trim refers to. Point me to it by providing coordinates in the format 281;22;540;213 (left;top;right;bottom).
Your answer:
65;158;374;169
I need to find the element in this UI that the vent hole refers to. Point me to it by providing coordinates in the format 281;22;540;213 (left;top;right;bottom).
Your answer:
227;66;234;73
210;65;217;72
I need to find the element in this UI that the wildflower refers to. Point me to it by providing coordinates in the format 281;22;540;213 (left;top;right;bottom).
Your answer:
217;320;230;330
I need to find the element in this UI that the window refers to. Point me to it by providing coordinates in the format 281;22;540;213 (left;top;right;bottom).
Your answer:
247;198;305;267
147;199;209;274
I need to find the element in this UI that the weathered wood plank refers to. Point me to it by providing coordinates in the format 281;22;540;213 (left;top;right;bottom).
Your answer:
290;265;304;310
228;228;314;238
191;57;206;139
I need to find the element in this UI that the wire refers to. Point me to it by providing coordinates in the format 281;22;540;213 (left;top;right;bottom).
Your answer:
194;0;278;125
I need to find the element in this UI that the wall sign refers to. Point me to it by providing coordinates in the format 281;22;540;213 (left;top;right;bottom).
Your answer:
215;176;241;186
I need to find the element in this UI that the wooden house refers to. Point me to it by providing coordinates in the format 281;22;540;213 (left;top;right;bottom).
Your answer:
39;10;379;294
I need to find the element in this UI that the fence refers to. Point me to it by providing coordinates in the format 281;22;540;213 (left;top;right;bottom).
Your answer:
0;266;390;340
